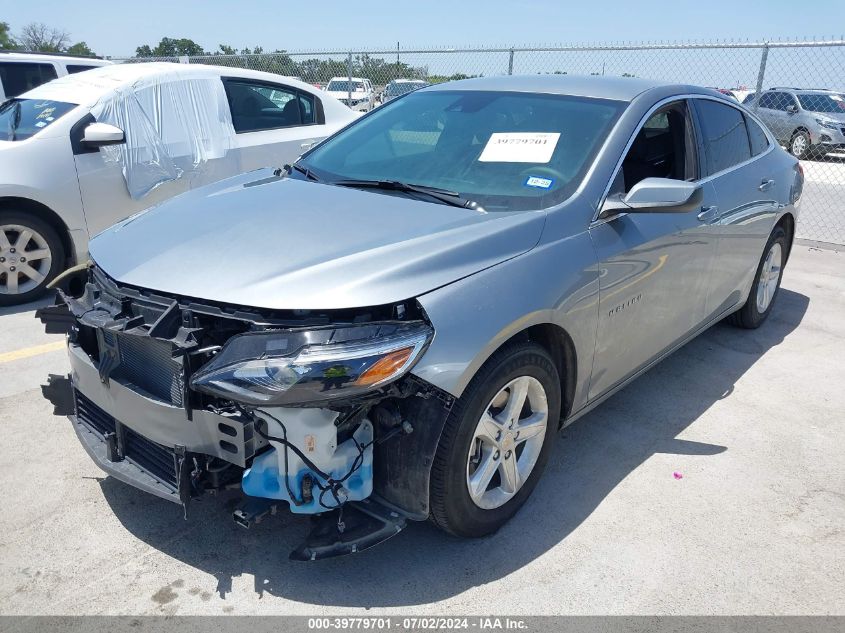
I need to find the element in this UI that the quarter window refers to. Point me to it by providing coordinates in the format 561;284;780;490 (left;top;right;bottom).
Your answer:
745;115;770;156
0;62;58;98
695;100;752;175
224;79;318;133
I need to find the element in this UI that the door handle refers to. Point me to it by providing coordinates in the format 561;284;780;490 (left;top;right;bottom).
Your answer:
759;179;775;191
697;206;719;222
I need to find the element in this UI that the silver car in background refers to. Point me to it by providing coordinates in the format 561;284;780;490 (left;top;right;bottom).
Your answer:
744;87;845;159
382;79;429;103
41;76;802;560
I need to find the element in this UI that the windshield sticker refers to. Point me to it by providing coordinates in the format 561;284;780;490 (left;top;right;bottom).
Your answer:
524;176;554;189
479;132;561;163
35;121;47;128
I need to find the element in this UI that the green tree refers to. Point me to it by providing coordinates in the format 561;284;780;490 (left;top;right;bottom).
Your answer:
66;41;95;57
135;37;205;58
0;21;17;49
17;22;69;52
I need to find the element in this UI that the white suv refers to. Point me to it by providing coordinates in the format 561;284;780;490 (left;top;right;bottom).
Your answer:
324;76;375;111
0;51;111;100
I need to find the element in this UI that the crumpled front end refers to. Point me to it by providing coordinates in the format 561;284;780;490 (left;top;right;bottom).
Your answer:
38;264;453;560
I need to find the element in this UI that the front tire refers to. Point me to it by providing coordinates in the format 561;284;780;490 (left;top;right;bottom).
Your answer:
727;225;787;329
789;130;812;159
0;211;65;307
429;342;561;537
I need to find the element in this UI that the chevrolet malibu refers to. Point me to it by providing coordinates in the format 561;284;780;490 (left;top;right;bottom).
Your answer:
40;75;802;560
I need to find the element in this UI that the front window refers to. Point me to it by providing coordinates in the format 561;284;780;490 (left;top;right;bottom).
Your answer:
327;80;365;92
298;90;625;211
0;98;77;142
796;93;845;114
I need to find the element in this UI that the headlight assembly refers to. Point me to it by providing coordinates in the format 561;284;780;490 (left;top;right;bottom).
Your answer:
190;321;433;406
815;118;841;130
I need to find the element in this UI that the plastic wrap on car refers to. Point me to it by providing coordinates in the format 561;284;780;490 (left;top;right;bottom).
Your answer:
90;70;236;199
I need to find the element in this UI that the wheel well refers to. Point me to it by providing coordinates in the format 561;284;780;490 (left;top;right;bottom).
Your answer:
776;212;796;262
0;197;75;267
792;126;810;138
500;323;577;425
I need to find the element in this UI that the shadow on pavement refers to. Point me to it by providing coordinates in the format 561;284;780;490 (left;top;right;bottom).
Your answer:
0;293;54;317
99;288;809;607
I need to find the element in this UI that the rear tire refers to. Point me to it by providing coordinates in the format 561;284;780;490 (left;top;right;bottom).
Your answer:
0;211;65;307
429;342;561;537
727;225;787;329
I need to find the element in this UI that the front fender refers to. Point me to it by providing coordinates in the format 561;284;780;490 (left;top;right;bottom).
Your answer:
412;230;600;415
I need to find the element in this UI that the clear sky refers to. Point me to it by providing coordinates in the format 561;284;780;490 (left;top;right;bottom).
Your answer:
4;0;845;58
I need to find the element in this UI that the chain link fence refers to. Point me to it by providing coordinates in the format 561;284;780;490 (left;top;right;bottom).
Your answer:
117;39;845;245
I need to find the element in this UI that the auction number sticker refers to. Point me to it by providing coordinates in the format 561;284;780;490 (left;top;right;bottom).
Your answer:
479;132;560;163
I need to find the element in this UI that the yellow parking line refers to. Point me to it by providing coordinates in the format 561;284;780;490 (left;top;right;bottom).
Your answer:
0;340;66;364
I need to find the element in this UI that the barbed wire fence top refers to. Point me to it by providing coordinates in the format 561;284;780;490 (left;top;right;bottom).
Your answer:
116;39;845;245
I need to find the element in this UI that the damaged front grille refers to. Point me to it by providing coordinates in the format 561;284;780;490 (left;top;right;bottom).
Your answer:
111;333;184;405
75;389;179;490
122;426;179;488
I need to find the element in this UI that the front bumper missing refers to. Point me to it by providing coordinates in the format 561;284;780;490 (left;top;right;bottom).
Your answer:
37;270;455;558
42;373;189;506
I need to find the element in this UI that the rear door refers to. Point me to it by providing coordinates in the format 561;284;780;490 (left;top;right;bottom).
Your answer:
223;77;331;172
757;92;793;144
588;99;720;399
692;98;781;318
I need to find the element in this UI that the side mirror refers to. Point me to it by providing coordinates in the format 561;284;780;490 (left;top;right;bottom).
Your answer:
786;104;798;114
599;178;701;219
82;122;125;147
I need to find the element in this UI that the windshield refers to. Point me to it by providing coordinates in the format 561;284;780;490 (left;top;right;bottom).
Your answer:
327;81;365;92
797;93;845;113
387;81;427;96
298;90;625;211
0;98;77;141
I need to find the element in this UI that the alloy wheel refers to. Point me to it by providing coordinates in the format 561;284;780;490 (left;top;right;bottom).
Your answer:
791;134;808;157
0;224;53;295
756;242;783;313
466;375;549;510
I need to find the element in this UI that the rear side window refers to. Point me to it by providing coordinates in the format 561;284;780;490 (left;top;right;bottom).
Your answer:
66;64;100;75
695;100;751;175
759;92;795;112
745;115;770;156
0;62;58;98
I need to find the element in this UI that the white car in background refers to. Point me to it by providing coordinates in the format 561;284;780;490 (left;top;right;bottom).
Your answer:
0;62;357;305
324;77;375;111
0;51;112;100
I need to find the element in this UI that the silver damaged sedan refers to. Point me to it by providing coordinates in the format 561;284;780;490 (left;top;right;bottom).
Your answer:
40;75;802;560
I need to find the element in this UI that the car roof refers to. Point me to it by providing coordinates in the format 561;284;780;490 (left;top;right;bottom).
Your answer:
20;61;313;107
0;51;111;64
423;74;694;102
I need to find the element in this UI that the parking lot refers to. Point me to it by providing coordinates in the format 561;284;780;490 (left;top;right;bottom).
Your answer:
1;244;842;616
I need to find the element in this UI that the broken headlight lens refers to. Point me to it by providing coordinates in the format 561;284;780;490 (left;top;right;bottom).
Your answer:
190;321;433;406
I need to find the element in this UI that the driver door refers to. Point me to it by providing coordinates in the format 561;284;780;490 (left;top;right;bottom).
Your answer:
587;99;720;399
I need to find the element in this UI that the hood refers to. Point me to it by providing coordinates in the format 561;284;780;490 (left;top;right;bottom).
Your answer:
812;111;845;123
89;170;545;310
